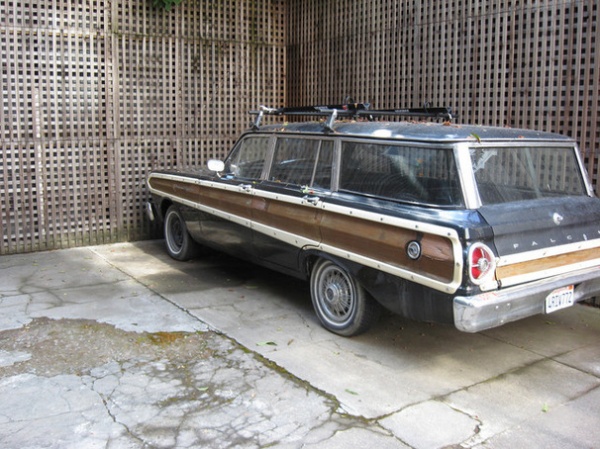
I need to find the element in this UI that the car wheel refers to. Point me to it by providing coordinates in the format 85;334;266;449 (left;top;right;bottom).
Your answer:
164;205;198;261
310;259;381;336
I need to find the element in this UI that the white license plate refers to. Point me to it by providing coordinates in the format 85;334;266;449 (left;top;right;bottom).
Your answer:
545;285;574;314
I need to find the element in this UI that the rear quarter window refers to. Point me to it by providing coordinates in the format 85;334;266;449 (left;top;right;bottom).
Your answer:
339;141;464;206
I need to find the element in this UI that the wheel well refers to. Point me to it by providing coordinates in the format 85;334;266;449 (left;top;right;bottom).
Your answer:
301;251;353;280
159;198;174;221
303;253;319;278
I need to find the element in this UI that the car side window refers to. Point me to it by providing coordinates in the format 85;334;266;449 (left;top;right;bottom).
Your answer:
224;136;271;180
269;138;332;187
339;141;464;206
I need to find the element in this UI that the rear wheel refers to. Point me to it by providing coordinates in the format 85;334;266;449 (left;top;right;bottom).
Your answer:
310;259;381;336
164;205;198;261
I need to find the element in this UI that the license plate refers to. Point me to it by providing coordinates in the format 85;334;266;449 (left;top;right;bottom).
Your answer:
545;285;574;314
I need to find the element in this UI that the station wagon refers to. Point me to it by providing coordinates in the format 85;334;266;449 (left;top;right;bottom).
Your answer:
147;104;600;336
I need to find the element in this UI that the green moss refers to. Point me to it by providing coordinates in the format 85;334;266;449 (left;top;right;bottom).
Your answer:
146;331;187;346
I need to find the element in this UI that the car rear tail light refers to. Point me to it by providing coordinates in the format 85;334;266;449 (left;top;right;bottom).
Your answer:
468;243;496;285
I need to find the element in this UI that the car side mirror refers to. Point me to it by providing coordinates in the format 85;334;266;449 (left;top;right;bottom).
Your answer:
207;159;225;173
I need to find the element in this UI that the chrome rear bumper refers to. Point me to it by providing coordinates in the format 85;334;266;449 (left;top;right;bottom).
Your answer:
453;266;600;332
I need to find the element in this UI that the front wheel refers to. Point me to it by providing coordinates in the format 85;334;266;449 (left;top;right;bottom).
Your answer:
310;259;381;336
164;205;199;261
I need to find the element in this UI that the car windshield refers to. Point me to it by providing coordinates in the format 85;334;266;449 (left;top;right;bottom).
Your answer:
470;146;587;204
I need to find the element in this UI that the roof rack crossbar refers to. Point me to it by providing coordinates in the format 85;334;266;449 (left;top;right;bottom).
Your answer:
249;104;453;130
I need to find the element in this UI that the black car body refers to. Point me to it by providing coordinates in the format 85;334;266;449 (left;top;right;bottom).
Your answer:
147;105;600;336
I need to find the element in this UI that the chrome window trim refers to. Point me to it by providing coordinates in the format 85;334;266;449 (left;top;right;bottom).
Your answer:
330;138;341;190
454;142;481;209
573;144;595;197
259;135;276;180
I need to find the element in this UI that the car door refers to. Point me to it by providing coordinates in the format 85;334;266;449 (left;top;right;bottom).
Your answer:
251;137;333;271
197;135;272;259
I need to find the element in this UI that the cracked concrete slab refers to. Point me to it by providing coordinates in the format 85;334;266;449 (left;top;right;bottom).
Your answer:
380;401;480;449
555;344;600;377
2;240;600;448
469;385;600;449
0;318;379;449
0;372;128;449
445;358;600;447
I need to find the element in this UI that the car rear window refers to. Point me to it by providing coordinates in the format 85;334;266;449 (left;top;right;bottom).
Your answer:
471;146;587;204
339;142;464;206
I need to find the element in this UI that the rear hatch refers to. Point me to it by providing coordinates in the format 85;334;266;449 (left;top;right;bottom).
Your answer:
479;197;600;257
469;143;600;288
478;196;600;288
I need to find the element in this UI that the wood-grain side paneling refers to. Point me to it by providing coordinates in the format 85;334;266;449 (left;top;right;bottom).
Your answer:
497;246;600;283
149;173;459;287
319;212;455;282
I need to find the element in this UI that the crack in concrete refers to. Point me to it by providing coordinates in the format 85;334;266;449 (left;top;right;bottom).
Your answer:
0;317;369;448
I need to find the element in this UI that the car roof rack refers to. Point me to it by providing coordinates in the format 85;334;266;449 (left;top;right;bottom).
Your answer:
249;103;453;131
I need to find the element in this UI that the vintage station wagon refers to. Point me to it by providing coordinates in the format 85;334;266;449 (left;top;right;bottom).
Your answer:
147;104;600;336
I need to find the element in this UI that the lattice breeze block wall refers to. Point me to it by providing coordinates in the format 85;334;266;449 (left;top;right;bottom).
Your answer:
288;0;599;194
1;1;598;255
1;1;286;254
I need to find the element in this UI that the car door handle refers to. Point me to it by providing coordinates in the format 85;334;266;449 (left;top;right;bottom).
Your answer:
302;195;321;206
239;184;253;193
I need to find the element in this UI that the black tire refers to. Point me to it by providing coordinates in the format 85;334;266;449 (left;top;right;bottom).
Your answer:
164;205;199;261
310;259;381;336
